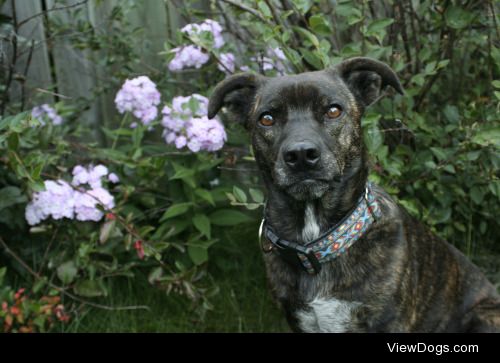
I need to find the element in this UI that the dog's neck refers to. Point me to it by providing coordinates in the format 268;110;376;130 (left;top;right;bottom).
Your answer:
263;158;369;245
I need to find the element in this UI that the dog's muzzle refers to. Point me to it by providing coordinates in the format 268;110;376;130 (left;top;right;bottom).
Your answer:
282;141;321;172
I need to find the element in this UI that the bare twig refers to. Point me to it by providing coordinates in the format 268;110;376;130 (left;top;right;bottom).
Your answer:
0;0;18;116
408;0;421;73
397;2;412;67
218;0;266;22
17;0;89;29
34;88;72;100
20;39;35;110
489;0;500;39
37;225;59;276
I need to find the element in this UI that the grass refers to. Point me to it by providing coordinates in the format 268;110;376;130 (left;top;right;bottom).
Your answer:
66;222;289;333
63;222;500;333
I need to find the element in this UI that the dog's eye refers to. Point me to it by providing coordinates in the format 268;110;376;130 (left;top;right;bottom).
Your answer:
326;105;342;119
259;114;274;127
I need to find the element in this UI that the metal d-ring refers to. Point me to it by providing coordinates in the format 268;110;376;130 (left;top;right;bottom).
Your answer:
258;219;274;253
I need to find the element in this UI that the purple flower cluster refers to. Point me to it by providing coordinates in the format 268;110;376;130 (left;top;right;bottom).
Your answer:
241;47;288;74
25;165;118;226
168;19;225;72
217;52;235;74
267;47;287;73
181;19;224;49
31;104;63;125
168;45;210;72
161;94;226;152
114;76;161;126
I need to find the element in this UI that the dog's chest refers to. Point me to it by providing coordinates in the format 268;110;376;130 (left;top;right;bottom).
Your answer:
295;297;361;333
295;207;361;332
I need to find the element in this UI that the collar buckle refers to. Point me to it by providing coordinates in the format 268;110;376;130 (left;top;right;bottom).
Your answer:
262;225;322;274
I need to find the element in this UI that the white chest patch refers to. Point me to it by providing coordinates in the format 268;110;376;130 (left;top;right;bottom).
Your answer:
301;204;320;242
296;297;361;333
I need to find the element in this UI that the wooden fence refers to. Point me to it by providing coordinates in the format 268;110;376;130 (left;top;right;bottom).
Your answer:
0;0;208;128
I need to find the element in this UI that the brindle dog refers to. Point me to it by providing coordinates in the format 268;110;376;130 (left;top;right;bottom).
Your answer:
208;57;500;332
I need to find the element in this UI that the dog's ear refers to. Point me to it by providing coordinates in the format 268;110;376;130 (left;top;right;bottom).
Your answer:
208;72;266;120
335;57;404;107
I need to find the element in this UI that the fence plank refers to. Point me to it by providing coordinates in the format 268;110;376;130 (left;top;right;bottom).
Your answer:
1;0;54;110
133;1;169;71
86;0;119;134
45;0;100;130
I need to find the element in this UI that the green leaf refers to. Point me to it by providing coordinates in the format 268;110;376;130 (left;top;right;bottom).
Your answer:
293;27;320;48
32;277;48;294
445;6;474;29
257;1;272;18
436;59;450;69
0;267;6;285
232;186;247;203
99;220;116;244
364;124;383;152
249;188;264;203
245;203;261;210
73;280;107;297
489;181;500;197
430;147;448;161
209;209;254;226
466;151;481;161
148;267;163;284
399;199;420;218
309;14;331;36
188;245;208;266
170;168;195;180
193;214;211;238
300;48;323;69
5;111;30;132
443;105;460;123
0;186;27;211
195;188;215;206
294;0;313;14
492;80;500;89
57;261;78;285
443;164;456;174
470;186;484;205
336;4;362;19
471;127;500;147
365;18;394;36
160;202;192;221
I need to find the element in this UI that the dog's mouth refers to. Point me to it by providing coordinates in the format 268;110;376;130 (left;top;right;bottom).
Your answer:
284;178;331;201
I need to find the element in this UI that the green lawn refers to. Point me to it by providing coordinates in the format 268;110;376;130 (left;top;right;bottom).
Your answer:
66;222;289;333
64;221;500;333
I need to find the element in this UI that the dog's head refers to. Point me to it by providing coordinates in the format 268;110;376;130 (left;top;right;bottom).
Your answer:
208;57;403;201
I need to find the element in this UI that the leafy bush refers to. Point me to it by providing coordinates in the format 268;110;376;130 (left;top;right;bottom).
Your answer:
0;0;498;331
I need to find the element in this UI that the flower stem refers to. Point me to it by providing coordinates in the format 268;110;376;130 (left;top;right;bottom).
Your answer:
111;113;129;150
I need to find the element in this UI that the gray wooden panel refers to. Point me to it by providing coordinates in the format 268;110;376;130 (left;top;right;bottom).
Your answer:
137;0;169;71
86;0;118;133
45;0;100;129
2;0;54;109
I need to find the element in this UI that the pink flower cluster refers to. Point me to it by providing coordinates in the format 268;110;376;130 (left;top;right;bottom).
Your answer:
168;19;225;72
181;19;225;49
168;45;210;72
217;52;235;74
161;94;226;152
114;76;161;126
25;165;119;226
31;104;63;125
242;47;288;74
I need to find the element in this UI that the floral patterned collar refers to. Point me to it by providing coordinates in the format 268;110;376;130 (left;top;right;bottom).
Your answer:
260;183;382;274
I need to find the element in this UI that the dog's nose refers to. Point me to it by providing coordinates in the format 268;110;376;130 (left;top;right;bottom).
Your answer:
283;142;320;170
